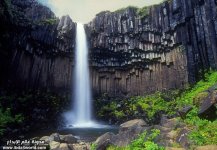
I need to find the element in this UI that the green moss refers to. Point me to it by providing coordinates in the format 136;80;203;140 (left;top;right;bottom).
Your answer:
137;6;150;18
113;6;138;13
193;92;209;107
39;18;58;25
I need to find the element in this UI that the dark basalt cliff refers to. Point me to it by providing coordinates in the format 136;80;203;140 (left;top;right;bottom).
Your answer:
0;0;217;97
87;0;217;96
0;0;75;93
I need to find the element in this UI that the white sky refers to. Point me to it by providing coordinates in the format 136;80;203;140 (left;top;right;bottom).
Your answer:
38;0;164;23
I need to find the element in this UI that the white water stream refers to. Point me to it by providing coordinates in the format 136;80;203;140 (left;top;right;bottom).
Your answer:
64;23;97;128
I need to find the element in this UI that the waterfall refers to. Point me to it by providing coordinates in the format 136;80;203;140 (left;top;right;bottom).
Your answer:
73;23;92;126
64;23;95;127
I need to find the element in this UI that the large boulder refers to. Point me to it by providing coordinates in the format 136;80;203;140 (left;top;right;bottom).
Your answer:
94;132;115;150
49;133;61;142
119;119;147;132
94;119;147;149
198;89;217;120
60;134;77;144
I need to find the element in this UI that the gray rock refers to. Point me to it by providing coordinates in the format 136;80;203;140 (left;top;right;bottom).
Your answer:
119;119;147;132
178;106;193;119
49;133;61;142
198;90;217;120
60;134;77;144
94;119;147;149
94;132;115;150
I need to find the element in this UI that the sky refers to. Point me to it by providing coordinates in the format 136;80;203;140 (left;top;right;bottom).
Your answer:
38;0;164;23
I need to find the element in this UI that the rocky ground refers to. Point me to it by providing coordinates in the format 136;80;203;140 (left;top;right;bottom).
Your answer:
34;117;217;150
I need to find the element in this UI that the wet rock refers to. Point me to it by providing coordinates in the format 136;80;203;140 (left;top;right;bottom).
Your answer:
60;134;77;144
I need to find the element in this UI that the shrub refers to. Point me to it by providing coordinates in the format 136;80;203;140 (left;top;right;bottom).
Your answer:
0;108;24;136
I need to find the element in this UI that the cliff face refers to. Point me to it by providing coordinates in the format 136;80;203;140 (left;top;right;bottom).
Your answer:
87;0;217;96
1;0;217;97
0;0;76;93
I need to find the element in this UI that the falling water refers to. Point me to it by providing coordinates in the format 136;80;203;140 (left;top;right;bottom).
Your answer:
73;23;92;126
64;23;95;127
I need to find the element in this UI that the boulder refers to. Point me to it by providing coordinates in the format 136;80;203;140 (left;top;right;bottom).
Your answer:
49;133;61;142
49;141;60;150
94;132;115;150
119;119;147;132
60;134;77;144
94;119;147;149
198;90;217;120
68;143;89;150
59;143;70;150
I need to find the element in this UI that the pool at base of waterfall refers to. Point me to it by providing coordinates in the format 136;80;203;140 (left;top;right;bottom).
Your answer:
27;125;118;142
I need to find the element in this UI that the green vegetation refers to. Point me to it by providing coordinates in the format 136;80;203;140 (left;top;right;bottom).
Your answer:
90;143;97;150
107;129;164;150
137;6;150;18
39;18;58;25
0;90;69;137
97;91;178;123
97;70;217;149
114;6;138;13
0;108;24;136
113;5;150;18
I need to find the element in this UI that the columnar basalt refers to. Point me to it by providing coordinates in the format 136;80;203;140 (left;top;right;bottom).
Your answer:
87;0;217;96
0;0;76;93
